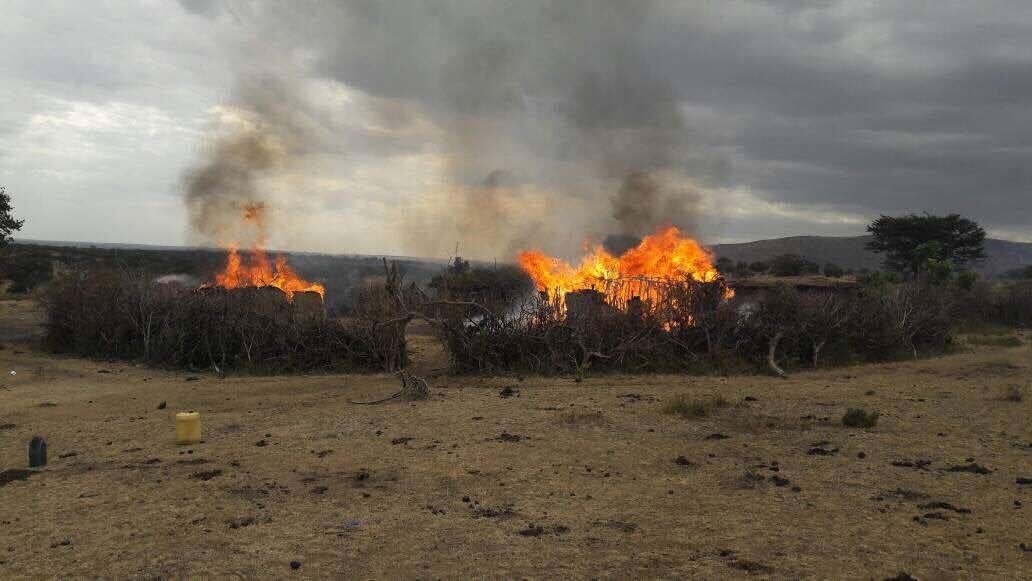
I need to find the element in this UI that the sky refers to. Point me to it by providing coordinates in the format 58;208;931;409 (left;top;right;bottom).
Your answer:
2;1;1030;261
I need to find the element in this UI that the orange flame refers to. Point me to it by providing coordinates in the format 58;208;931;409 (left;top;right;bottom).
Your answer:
205;201;325;301
211;244;325;301
518;225;720;301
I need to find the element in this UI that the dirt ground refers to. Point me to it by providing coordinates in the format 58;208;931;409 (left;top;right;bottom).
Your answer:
0;300;1030;579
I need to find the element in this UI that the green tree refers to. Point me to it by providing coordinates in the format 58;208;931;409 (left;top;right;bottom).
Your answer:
749;261;769;274
1001;265;1032;280
956;270;979;291
0;186;25;248
770;254;817;277
866;213;986;277
823;262;844;278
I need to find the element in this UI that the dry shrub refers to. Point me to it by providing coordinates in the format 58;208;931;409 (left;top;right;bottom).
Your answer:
845;283;956;361
994;282;1032;326
435;277;967;376
956;281;1032;328
842;408;879;428
42;268;399;373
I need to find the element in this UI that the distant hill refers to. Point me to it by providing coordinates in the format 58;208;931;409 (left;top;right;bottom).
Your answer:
710;236;1032;277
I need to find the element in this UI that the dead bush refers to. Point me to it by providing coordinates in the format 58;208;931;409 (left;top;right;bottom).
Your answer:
42;268;400;373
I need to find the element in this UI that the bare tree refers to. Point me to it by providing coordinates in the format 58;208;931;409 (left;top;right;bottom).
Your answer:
798;292;851;367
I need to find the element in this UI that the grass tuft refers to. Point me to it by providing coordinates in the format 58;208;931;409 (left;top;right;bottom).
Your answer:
664;394;730;418
1004;384;1026;402
842;408;879;428
559;410;605;426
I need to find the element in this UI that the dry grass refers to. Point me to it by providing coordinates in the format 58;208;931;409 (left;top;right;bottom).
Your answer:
968;334;1024;348
0;303;1029;579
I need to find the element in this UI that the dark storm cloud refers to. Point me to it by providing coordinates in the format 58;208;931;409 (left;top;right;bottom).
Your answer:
7;1;1032;250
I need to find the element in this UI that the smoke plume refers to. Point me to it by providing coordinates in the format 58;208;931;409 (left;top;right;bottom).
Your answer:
181;1;726;258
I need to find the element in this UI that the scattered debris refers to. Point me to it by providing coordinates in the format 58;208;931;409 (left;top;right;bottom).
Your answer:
891;459;932;471
472;505;516;519
191;469;222;481
873;489;929;502
0;469;34;487
730;560;772;574
227;517;256;529
917;501;971;514
517;524;569;537
391;437;414;446
946;463;991;475
495;432;524;443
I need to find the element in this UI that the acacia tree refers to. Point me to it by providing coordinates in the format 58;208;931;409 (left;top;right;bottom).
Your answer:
0;186;25;248
866;213;986;277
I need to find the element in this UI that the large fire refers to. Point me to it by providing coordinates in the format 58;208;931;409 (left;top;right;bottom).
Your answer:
211;244;325;300
205;202;325;301
518;225;722;306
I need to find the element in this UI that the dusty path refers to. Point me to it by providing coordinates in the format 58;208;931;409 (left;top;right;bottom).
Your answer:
0;303;1029;578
